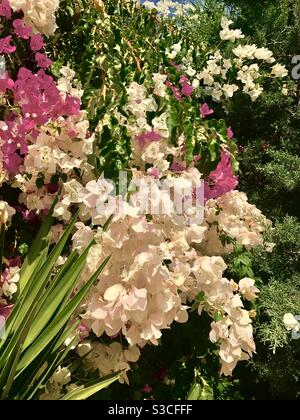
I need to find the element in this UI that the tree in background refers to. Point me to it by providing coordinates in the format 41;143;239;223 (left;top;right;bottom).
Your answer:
180;0;300;399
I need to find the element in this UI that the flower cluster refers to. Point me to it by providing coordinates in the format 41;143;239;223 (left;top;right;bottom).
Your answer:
0;3;81;182
82;342;141;385
203;191;271;255
0;265;20;309
143;0;195;17
192;257;259;375
0;2;91;224
16;110;94;214
164;17;288;103
21;65;267;379
39;366;73;400
220;17;245;43
68;181;264;376
9;0;60;35
50;78;267;378
0;1;280;388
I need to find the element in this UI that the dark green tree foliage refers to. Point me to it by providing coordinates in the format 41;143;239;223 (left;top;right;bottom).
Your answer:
224;0;300;218
217;0;300;399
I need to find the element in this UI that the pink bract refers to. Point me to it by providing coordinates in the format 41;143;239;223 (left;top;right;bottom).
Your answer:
0;0;11;19
136;131;161;148
0;36;16;54
227;127;234;139
13;19;32;39
30;34;44;52
181;83;194;97
35;52;52;69
204;151;238;200
200;103;214;119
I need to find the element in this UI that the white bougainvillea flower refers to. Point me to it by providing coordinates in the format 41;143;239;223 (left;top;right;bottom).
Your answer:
51;366;71;386
220;16;245;42
283;313;300;332
238;278;260;301
271;63;288;78
0;201;15;227
10;0;60;35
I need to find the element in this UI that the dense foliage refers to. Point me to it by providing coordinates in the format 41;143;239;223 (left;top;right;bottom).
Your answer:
0;0;298;400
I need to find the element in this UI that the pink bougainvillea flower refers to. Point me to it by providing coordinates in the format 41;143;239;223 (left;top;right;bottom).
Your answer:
227;127;234;139
0;36;16;54
166;79;182;101
35;52;52;69
22;209;38;223
0;117;30;157
13;19;32;39
0;0;11;19
11;67;80;128
78;322;91;340
170;62;182;72
0;304;13;320
136;130;161;148
0;73;14;91
79;322;91;335
171;85;182;101
179;75;194;96
3;152;22;174
67;127;77;138
0;114;40;174
30;34;44;52
46;183;59;194
170;161;186;172
142;384;153;394
179;75;189;85
62;94;81;116
200;103;214;119
204;151;238;200
9;256;21;267
147;167;160;178
181;83;194;97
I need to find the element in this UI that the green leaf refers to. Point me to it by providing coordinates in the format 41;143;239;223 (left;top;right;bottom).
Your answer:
23;244;93;349
0;301;37;399
199;378;214;400
31;250;79;317
196;291;206;302
59;374;120;400
0;242;50;357
16;256;110;373
11;211;79;336
187;379;214;400
187;383;202;400
213;310;223;322
18;197;58;295
24;333;79;400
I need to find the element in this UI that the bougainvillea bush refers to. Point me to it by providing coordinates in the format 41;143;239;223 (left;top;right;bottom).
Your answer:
0;0;293;400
